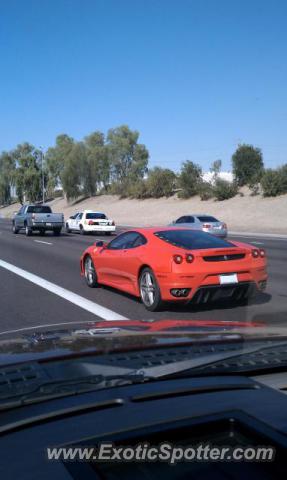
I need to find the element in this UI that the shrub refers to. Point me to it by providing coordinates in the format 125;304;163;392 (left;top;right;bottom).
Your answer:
177;161;202;198
213;179;238;201
278;164;287;193
127;180;148;199
145;167;177;198
109;181;130;198
261;169;283;197
198;181;214;200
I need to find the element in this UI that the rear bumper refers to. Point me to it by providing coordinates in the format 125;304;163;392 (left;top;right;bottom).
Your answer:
156;268;267;302
83;225;116;232
31;222;63;230
190;282;260;304
203;228;228;238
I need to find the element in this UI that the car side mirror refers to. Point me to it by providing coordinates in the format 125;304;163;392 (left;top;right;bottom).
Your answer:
95;241;104;247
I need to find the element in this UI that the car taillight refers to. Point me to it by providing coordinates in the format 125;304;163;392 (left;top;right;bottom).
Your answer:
88;220;93;225
222;223;227;229
112;221;115;226
202;223;211;229
173;254;183;264
186;253;194;263
259;248;265;258
252;249;259;258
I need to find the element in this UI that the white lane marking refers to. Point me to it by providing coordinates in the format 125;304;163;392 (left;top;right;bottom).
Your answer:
0;321;112;336
250;241;264;245
34;240;53;245
0;259;128;321
229;231;287;240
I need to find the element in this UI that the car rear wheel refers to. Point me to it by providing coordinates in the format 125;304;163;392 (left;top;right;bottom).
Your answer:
80;225;86;235
25;224;32;236
84;256;98;287
12;223;19;234
139;268;162;311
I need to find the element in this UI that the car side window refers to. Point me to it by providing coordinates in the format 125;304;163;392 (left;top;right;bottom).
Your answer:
108;232;139;250
175;216;186;224
185;216;195;223
133;234;147;248
77;213;83;220
18;206;24;215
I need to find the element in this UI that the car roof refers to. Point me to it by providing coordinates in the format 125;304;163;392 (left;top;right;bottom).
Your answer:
124;226;199;236
83;210;106;214
25;203;48;207
177;213;215;217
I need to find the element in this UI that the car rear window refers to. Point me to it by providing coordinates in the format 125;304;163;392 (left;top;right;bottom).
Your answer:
86;213;107;219
27;206;52;214
154;230;235;250
197;216;219;222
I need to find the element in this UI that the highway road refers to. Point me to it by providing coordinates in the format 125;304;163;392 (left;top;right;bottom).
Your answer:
0;218;286;334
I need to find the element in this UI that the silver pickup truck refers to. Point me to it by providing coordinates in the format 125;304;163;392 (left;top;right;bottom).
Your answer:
12;204;64;236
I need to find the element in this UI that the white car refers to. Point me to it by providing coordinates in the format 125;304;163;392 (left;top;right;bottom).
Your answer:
65;210;116;235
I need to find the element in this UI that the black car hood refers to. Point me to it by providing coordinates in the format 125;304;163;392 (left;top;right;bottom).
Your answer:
0;319;286;366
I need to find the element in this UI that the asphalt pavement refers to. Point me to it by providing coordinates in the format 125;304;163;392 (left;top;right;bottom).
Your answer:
0;218;286;334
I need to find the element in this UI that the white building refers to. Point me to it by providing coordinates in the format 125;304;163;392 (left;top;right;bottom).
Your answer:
202;171;234;184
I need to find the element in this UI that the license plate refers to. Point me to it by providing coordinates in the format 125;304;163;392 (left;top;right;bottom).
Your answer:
219;273;238;285
46;223;52;226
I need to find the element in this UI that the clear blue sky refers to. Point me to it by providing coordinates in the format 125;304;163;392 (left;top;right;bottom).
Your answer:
0;0;286;171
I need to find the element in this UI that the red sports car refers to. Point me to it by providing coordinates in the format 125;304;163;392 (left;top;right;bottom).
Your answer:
80;228;267;311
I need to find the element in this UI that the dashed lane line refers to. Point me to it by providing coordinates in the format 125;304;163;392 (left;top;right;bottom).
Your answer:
34;240;53;245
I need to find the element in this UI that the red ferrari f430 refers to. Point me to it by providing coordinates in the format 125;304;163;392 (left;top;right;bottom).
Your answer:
80;228;267;311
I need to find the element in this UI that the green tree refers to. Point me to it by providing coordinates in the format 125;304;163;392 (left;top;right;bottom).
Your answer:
107;125;148;184
45;134;75;194
61;143;85;201
12;143;43;203
0;151;15;205
232;144;264;186
178;160;202;198
84;131;110;195
146;167;176;198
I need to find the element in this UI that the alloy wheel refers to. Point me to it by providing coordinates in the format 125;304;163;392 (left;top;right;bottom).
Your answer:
84;256;97;287
140;271;156;307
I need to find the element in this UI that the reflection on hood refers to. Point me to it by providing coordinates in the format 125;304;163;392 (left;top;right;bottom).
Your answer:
0;319;286;366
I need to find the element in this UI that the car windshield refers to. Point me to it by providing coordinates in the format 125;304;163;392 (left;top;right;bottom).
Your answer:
86;213;107;219
154;230;235;250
